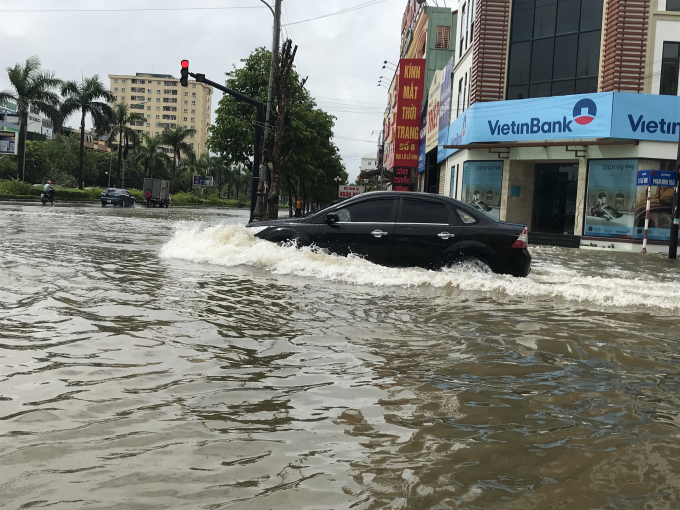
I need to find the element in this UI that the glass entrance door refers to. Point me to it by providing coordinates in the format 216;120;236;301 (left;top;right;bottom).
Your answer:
532;164;579;234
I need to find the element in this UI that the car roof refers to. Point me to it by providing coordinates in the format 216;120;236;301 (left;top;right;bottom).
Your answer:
345;191;465;206
334;191;498;221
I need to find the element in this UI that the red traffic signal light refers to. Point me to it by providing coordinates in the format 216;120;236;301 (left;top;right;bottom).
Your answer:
180;60;189;87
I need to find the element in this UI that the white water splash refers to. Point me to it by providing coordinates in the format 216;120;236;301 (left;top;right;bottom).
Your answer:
159;223;680;310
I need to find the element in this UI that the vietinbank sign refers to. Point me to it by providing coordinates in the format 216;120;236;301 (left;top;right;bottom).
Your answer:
442;92;680;155
483;93;613;140
611;93;680;141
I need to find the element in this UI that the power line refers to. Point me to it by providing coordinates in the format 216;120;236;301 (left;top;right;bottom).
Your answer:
4;5;266;12
284;0;387;26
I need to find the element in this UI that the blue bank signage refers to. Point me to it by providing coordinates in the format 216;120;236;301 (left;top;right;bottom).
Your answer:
473;92;614;142
443;92;680;156
611;93;680;142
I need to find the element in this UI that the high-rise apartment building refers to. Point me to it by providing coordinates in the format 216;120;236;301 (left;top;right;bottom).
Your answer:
108;73;213;159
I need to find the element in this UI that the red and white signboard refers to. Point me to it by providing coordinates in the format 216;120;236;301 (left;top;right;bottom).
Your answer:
339;185;364;198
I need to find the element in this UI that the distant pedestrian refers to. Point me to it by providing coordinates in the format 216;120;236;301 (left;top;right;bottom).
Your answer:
295;196;303;218
144;189;152;208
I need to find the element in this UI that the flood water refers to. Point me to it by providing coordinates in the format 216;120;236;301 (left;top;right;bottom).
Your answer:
1;203;680;510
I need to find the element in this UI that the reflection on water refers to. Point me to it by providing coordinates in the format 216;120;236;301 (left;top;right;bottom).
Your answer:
1;203;679;509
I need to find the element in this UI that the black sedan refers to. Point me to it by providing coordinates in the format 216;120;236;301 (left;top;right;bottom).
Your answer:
247;192;531;277
101;188;136;207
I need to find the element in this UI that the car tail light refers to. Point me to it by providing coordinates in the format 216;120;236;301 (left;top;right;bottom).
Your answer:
512;228;528;249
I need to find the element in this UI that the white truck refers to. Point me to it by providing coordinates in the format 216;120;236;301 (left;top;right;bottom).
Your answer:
143;178;171;208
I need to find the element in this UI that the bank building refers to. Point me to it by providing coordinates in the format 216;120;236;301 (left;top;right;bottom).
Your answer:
382;0;680;253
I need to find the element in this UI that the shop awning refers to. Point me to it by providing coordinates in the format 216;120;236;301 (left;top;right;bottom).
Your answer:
442;139;639;158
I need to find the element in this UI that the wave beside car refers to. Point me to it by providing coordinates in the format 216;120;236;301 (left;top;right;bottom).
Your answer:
101;189;136;207
247;191;531;277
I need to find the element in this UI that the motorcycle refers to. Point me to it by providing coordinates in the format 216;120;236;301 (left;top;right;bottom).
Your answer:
41;189;55;206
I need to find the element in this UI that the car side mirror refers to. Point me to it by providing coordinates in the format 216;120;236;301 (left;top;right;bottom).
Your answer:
325;213;339;225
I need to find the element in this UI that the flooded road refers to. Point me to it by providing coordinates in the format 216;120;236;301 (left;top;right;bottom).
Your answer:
1;203;680;510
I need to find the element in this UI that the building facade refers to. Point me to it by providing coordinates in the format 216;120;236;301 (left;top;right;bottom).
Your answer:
360;156;378;173
108;73;213;158
423;0;680;252
382;1;458;192
1;99;54;141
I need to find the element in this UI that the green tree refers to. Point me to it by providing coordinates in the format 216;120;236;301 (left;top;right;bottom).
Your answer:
24;135;77;185
133;133;170;179
0;56;61;181
208;47;347;219
60;76;114;189
159;124;195;191
108;102;145;187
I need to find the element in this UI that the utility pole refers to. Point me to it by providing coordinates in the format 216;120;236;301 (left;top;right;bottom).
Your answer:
254;0;281;220
669;128;680;259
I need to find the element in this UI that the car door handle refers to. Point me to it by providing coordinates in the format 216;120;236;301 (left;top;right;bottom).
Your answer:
438;232;455;239
371;230;388;238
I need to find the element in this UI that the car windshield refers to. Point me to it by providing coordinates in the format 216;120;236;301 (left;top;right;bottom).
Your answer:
603;205;623;218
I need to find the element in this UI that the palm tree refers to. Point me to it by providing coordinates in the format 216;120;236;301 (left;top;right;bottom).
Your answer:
159;124;195;190
108;102;145;187
0;56;61;181
60;76;114;189
133;133;170;178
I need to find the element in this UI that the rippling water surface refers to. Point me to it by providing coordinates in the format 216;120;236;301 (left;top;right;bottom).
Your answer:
1;203;680;510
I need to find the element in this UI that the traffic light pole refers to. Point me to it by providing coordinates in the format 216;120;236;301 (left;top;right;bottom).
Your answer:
669;129;680;259
190;72;263;223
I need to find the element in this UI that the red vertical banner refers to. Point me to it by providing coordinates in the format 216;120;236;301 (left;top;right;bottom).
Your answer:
392;166;411;191
390;59;425;169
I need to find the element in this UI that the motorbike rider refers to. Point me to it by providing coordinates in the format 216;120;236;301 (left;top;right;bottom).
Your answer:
43;181;55;198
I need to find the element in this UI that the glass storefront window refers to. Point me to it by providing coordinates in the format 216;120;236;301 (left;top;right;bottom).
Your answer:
584;159;638;239
552;79;574;96
556;0;580;34
529;82;551;97
507;0;603;99
575;77;597;94
531;38;555;82
534;0;557;38
576;30;602;77
508;41;532;85
462;162;503;221
553;34;578;80
580;0;603;31
506;85;529;100
511;0;535;42
660;42;680;96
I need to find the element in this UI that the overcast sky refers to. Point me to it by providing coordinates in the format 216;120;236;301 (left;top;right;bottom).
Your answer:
0;0;456;181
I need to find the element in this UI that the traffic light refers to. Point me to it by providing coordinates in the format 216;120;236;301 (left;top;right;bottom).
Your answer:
180;60;189;87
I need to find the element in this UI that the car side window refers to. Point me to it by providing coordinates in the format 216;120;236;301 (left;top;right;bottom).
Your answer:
455;208;478;224
399;199;449;224
335;199;396;223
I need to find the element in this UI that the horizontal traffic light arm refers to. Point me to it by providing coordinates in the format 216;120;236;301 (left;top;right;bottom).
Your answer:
190;72;262;109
